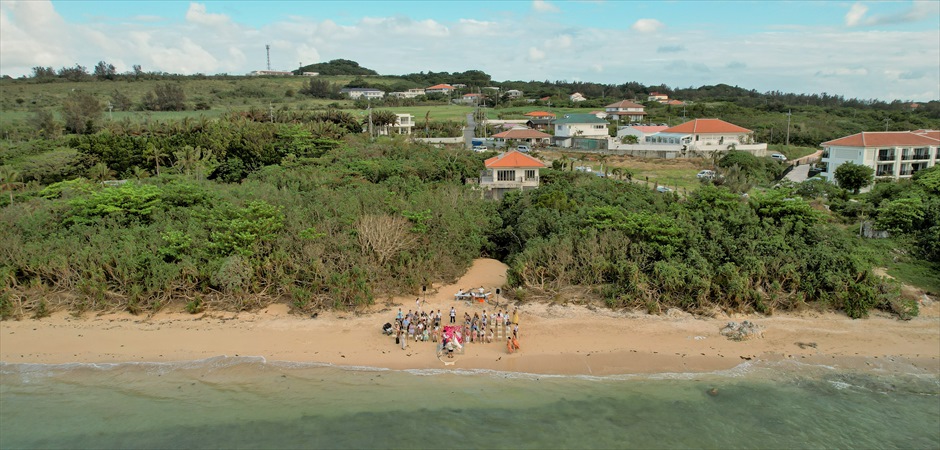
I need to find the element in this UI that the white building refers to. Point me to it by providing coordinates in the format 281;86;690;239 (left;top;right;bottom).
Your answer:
569;92;587;102
647;118;762;152
377;114;415;136
553;113;608;147
505;89;524;99
617;125;668;142
820;130;939;182
479;150;547;199
604;100;647;122
388;88;426;99
425;84;456;95
340;88;385;100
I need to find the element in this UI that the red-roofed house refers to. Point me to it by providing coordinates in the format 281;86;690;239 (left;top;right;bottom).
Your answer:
523;111;556;119
605;100;646;122
820;131;939;182
461;93;483;104
426;84;456;95
479;150;547;199
490;128;552;146
617;125;668;142
647;119;758;152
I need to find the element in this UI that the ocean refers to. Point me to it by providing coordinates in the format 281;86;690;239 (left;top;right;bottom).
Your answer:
1;357;938;449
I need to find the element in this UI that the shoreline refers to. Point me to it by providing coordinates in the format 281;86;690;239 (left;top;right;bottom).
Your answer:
2;259;939;377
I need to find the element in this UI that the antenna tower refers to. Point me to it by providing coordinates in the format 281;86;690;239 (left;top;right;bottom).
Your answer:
266;44;271;71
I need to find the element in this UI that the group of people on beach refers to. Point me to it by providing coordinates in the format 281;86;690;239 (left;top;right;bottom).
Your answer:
385;303;521;355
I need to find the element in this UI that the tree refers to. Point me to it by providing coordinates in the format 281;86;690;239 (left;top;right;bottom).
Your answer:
29;109;61;138
299;78;337;98
111;90;133;111
0;166;24;204
834;162;874;194
61;91;103;134
87;162;115;182
145;143;169;177
93;61;117;80
142;83;186;111
31;66;55;79
57;64;89;81
371;110;399;134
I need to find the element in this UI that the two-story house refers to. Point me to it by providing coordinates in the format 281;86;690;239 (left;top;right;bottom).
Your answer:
553;113;609;147
340;88;385;100
820;130;939;183
604;100;647;122
425;84;456;95
479;150;546;199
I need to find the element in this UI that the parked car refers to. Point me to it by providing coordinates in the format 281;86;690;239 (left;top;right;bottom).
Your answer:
472;145;488;152
517;145;531;152
656;186;673;193
770;153;788;161
696;170;716;179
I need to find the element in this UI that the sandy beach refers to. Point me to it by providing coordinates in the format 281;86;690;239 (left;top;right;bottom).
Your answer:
2;259;938;376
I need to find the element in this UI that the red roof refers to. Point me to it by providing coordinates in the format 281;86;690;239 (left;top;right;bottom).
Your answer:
605;100;645;109
524;111;555;118
491;128;552;139
661;119;751;134
914;129;940;141
664;99;685;105
822;131;940;147
485;150;547;168
426;84;455;90
630;125;668;133
463;93;482;97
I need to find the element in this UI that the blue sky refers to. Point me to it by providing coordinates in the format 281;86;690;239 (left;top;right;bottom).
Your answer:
2;1;938;101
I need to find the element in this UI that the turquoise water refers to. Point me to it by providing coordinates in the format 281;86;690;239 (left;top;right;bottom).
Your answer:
1;357;938;449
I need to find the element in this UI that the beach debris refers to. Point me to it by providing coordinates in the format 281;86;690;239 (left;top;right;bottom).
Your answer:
719;321;763;341
707;388;719;397
795;341;818;349
693;336;706;341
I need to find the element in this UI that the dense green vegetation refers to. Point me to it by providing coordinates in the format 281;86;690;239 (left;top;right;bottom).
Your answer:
0;132;493;318
1;62;937;320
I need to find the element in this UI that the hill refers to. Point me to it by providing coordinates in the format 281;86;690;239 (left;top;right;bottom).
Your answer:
295;59;378;76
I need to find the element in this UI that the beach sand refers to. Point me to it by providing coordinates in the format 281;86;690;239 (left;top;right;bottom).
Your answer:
2;259;938;376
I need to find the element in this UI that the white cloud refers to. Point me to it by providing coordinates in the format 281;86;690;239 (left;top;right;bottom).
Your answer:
532;0;560;13
631;19;664;33
845;3;868;26
528;47;546;62
0;1;936;101
185;3;230;27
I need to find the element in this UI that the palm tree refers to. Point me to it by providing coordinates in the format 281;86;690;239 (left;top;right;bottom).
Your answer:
174;145;200;177
0;166;24;204
145;142;168;177
87;162;114;182
131;166;150;180
610;167;624;180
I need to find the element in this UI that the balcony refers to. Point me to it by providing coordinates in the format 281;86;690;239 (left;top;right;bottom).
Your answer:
877;153;896;161
480;176;539;189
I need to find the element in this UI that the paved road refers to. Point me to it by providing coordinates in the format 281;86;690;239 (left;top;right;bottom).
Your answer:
785;163;811;182
464;113;476;149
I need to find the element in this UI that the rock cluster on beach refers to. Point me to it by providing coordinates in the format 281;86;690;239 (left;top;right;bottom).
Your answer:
720;320;763;341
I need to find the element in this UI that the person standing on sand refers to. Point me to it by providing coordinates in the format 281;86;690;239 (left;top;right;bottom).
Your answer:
512;309;519;326
450;307;456;324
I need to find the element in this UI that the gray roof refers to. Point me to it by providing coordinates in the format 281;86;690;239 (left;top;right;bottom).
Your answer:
553;113;608;125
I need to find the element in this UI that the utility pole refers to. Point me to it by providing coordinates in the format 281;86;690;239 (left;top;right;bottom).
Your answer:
107;101;113;121
785;109;792;146
269;102;274;123
884;118;890;131
368;100;374;139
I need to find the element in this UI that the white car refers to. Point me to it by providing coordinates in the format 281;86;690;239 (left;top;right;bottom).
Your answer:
517;145;531;152
770;153;788;161
697;170;716;179
472;145;488;152
656;186;673;193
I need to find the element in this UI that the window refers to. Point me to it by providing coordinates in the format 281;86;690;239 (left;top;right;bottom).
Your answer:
876;163;894;176
497;170;516;181
901;149;914;160
878;148;895;161
899;163;913;176
524;170;536;180
594;125;605;130
913;147;930;159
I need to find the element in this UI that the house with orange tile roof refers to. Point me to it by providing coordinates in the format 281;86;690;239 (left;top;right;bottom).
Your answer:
479;150;547;199
523;111;556;119
646;118;760;152
605;100;646;122
490;128;552;146
425;84;456;95
461;93;483;104
820;131;939;182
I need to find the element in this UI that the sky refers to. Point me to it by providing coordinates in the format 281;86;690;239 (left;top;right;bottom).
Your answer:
1;1;938;101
